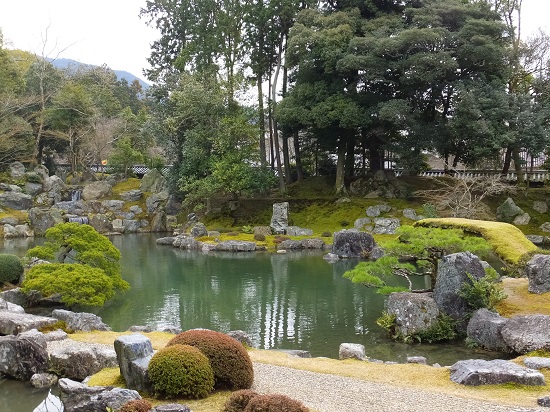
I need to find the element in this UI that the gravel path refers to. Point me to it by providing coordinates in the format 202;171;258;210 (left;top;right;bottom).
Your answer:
252;363;546;412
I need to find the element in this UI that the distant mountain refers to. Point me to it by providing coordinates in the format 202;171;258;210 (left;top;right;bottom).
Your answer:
47;57;150;90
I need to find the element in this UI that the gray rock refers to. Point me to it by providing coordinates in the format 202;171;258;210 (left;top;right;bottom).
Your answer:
227;330;253;347
165;195;183;215
277;349;311;358
156;236;176;245
59;378;141;412
0;216;19;225
129;205;143;214
300;238;325;249
216;240;256;252
372;217;401;234
111;219;125;234
270;202;289;234
332;230;376;258
88;214;112;234
526;235;546;245
123;219;141;233
3;223;34;238
114;334;154;393
407;356;427;365
386;292;440;338
173;235;201;250
513;212;531;225
501;315;550;354
30;372;58;388
339;343;366;360
286;226;313;236
28;207;64;236
433;252;486;330
0;297;25;313
150;211;166;232
44;329;68;341
353;217;372;231
525;254;550;294
323;253;339;262
496;197;524;223
102;199;124;212
466;309;509;352
334;197;351;204
81;181;112;201
120;189;143;202
25;182;43;196
366;204;391;217
207;230;220;238
450;359;545;386
538;396;550;407
0;192;33;210
33;165;50;180
277;240;302;250
541;222;550;233
0;288;27;307
190;222;208;238
51;309;111;332
49;340;118;380
140;169;167;193
0;333;49;381
0;311;57;335
524;357;550;370
54;200;87;215
253;226;272;237
402;208;421;220
533;201;548;214
9;161;26;178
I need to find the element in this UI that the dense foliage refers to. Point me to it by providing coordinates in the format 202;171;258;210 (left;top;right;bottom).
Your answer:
23;223;129;306
148;344;215;398
223;390;261;412
0;253;23;284
242;394;310;412
167;329;254;390
119;399;153;412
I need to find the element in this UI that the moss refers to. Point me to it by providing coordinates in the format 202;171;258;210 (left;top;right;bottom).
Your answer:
415;218;538;265
111;178;142;197
495;278;550;317
87;367;126;387
0;209;28;223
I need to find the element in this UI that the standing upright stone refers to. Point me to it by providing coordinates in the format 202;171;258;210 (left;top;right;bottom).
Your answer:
332;230;376;258
270;202;289;234
525;254;550;294
114;334;154;393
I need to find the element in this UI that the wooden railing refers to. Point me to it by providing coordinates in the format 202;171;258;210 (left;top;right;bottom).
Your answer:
396;169;550;182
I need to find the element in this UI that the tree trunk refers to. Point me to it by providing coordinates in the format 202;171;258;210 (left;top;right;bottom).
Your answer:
368;132;384;172
283;135;292;184
293;130;304;182
501;146;513;175
345;135;356;179
271;35;285;192
513;147;525;186
257;76;267;168
335;137;348;195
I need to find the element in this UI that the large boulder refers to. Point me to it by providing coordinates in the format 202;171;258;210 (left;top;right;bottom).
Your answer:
120;189;143;202
524;254;550;294
59;378;141;412
88;214;112;234
433;252;486;329
450;359;545;386
81;181;112;201
48;340;118;380
0;192;33;210
286;226;313;236
339;343;366;360
51;309;111;332
300;238;325;249
501;315;550;354
114;334;154;392
496;197;524;223
372;217;401;234
3;223;34;238
28;207;64;236
270;202;289;234
216;240;256;252
173;235;202;250
42;175;67;204
150;211;167;232
466;309;509;352
0;331;49;381
386;292;440;338
0;311;57;335
366;204;391;217
332;230;376;258
140;169;167;193
190;222;208;238
146;191;169;214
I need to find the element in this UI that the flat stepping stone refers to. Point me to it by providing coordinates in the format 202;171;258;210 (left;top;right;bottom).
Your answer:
0;311;57;335
524;357;550;370
450;359;545;386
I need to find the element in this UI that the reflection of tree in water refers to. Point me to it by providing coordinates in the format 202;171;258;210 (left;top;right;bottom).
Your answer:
0;379;62;412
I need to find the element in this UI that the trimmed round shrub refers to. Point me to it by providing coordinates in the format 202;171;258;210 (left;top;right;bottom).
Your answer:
0;254;24;284
243;394;309;412
167;329;254;390
253;234;266;242
222;389;259;412
119;399;153;412
148;344;214;399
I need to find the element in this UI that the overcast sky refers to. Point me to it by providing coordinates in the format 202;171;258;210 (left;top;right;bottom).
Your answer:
0;0;548;84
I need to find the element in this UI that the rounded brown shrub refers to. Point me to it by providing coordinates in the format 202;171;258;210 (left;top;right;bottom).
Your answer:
222;389;259;412
167;329;254;390
243;394;309;412
148;344;214;398
119;399;153;412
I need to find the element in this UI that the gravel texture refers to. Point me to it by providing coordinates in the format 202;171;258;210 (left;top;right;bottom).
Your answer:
252;363;546;412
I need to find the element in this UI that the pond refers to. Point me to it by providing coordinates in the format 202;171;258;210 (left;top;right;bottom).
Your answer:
0;233;506;411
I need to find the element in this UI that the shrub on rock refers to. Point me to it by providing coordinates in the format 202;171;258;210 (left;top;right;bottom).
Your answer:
222;389;259;412
148;344;214;399
243;394;309;412
0;254;23;284
119;399;153;412
167;329;254;390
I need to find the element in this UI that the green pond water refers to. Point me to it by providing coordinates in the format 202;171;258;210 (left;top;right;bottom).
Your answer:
0;233;506;411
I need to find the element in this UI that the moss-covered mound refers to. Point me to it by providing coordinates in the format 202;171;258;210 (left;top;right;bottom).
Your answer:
415;218;539;265
167;329;254;390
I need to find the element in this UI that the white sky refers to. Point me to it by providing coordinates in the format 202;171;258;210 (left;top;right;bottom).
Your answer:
0;0;548;84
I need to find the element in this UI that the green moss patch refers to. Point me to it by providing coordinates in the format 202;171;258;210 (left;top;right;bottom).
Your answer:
415;218;538;265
